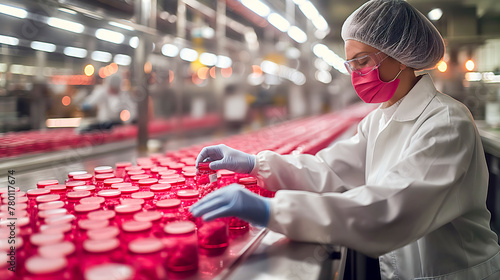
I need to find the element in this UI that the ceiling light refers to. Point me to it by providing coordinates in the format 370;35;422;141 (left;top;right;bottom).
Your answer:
261;60;279;75
268;13;290;32
200;52;217;66
95;29;125;44
287;26;307;43
428;8;443;21
312;44;329;58
0;35;19;46
315;70;332;84
114;54;131;66
161;44;179;57
63;47;87;58
0;4;27;19
311;16;328;31
109;21;135;31
241;0;271;17
31;41;56;52
129;36;139;49
47;17;85;33
179;48;198;62
298;1;319;20
10;64;24;74
58;8;77;15
91;51;112;63
216;55;232;68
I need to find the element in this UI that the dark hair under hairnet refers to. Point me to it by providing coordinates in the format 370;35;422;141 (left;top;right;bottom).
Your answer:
341;0;445;70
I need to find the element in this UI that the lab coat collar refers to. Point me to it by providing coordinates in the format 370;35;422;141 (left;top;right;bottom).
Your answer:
391;74;437;122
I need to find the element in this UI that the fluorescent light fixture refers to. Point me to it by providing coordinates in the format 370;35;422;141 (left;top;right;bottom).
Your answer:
46;118;81;128
202;27;215;39
313;44;329;58
161;44;179;57
268;13;290;32
0;35;19;46
10;64;23;74
129;36;139;49
312;44;347;74
314;29;328;40
241;0;271;17
109;21;134;31
0;63;6;72
465;72;481;82
31;41;56;52
315;70;332;84
47;17;84;33
199;52;217;66
290;71;306;86
287;26;307;43
216;55;232;68
298;1;319;20
312;16;328;31
95;28;125;44
179;48;198;62
91;51;112;63
64;47;87;58
261;60;279;75
114;54;131;66
428;8;443;21
23;66;36;76
0;4;28;19
314;58;331;71
58;8;77;15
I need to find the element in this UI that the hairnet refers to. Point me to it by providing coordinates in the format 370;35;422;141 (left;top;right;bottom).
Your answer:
341;0;445;70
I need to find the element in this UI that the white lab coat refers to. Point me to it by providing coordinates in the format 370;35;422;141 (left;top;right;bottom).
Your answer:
251;75;500;279
84;86;137;123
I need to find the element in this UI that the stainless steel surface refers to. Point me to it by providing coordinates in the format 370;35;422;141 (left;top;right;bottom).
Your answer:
225;230;344;280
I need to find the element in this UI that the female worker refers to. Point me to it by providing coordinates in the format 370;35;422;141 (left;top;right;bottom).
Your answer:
190;0;500;279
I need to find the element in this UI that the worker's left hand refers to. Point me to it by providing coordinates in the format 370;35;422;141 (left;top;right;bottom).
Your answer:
189;184;270;227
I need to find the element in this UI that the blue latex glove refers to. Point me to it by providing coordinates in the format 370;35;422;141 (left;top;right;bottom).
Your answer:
196;144;256;174
189;184;270;227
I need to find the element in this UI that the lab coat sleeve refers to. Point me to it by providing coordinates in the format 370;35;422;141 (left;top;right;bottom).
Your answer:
266;110;482;257
250;117;369;193
83;87;105;106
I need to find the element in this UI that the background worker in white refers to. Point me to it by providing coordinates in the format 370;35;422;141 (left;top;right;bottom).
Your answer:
81;75;136;125
190;0;500;279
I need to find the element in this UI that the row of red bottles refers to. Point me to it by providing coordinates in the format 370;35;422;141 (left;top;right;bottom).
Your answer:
0;150;273;280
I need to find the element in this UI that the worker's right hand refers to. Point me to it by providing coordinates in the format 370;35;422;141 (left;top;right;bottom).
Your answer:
196;144;256;174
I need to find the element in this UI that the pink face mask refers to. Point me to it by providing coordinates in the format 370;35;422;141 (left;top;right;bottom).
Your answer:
351;68;403;103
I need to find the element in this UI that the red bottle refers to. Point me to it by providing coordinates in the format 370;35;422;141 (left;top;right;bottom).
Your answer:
163;221;199;272
127;237;166;280
82;238;125;273
134;210;163;237
155;199;183;227
114;204;142;226
23;256;70;280
197;218;229;249
97;189;122;210
38;241;78;277
36;180;59;189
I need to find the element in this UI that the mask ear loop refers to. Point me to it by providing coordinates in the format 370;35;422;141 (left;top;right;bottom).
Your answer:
387;68;403;82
